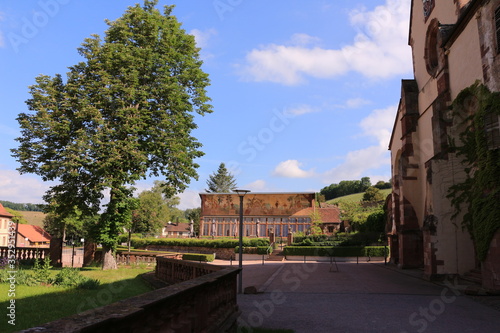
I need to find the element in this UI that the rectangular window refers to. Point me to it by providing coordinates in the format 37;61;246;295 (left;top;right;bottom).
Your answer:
485;112;500;150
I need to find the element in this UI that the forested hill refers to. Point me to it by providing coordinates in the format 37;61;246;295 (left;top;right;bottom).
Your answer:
0;200;44;212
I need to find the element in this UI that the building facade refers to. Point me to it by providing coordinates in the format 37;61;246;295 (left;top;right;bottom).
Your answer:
389;0;500;290
0;203;14;247
199;192;341;238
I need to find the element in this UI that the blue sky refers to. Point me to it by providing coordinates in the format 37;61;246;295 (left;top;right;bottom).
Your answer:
0;0;412;209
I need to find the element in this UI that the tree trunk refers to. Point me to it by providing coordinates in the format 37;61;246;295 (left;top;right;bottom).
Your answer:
102;246;117;270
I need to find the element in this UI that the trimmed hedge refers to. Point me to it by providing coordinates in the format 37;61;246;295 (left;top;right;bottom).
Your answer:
182;253;215;262
125;237;269;249
283;246;388;257
235;246;272;255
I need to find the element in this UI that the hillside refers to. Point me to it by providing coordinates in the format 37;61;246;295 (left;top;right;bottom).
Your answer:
326;188;391;204
19;211;47;227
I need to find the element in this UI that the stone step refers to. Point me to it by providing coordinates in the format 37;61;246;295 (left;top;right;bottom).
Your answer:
462;270;482;284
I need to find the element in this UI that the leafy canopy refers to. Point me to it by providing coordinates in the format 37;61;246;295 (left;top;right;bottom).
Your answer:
11;1;212;264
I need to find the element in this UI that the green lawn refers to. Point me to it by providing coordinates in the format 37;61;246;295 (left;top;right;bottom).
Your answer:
0;267;153;333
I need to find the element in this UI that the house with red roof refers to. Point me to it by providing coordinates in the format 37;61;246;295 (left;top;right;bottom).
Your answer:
0;203;14;247
16;224;52;247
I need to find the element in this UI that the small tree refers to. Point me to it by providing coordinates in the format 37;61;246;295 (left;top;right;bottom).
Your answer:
308;210;323;235
362;187;385;202
206;163;237;192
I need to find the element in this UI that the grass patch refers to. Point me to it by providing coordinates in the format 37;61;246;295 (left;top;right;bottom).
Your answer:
0;267;153;332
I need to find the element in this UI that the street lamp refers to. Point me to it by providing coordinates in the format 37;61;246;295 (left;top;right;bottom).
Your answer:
234;189;250;294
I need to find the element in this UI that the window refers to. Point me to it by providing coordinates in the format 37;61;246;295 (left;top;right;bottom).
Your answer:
496;7;500;53
425;19;440;76
485;111;500;149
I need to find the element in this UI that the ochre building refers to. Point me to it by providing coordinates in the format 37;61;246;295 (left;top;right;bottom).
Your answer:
199;192;341;238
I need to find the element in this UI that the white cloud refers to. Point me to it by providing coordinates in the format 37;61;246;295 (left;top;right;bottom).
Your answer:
237;0;411;85
322;105;396;184
244;179;267;191
289;33;321;46
344;98;370;109
177;189;201;210
359;105;396;147
0;170;50;204
285;104;316;116
190;28;217;49
272;160;315;178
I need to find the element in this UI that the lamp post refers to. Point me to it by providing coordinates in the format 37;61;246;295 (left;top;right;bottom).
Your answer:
234;189;250;294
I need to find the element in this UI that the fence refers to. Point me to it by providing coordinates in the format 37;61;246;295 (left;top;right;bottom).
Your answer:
0;246;49;261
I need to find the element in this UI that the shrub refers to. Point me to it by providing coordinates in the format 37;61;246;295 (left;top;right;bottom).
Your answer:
53;267;101;289
77;278;101;290
53;268;85;287
129;237;269;249
235;246;272;255
182;253;215;262
33;255;53;284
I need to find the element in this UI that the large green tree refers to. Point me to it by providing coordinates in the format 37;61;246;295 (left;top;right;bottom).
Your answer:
205;162;237;192
11;1;212;269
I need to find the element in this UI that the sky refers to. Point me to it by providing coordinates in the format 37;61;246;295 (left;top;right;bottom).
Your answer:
0;0;413;210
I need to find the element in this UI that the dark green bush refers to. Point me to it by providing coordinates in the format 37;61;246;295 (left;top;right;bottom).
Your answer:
129;237;269;249
182;253;215;262
235;246;272;255
283;246;387;257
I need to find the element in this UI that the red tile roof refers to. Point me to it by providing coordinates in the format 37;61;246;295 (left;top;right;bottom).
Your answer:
163;223;190;233
17;224;52;243
291;207;341;223
0;203;14;218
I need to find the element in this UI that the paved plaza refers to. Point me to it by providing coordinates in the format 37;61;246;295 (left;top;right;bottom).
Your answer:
213;260;500;333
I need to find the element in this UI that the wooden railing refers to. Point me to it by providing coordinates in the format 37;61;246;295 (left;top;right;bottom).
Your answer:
0;246;49;261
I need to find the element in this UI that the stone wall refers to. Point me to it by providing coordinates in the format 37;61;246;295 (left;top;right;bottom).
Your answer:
146;245;235;260
21;259;241;333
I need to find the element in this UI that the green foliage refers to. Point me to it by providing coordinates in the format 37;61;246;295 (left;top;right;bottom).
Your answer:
293;232;384;247
362;187;385;202
235;246;272;255
182;253;214;262
320;177;373;200
205;162;237;193
32;256;53;284
308;210;323;235
283;246;388;257
12;1;212;269
128;236;269;249
0;200;43;212
448;82;500;261
336;201;383;230
131;181;181;236
53;268;101;289
359;210;386;233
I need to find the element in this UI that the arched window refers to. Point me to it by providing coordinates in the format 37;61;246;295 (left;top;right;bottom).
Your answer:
425;19;440;76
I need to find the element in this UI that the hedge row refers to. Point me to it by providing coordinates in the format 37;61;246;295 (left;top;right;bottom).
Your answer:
124;237;270;249
234;246;272;255
283;246;388;257
182;253;215;262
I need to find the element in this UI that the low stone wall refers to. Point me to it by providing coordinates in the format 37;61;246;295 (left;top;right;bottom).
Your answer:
146;245;235;260
92;250;181;265
21;258;241;333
